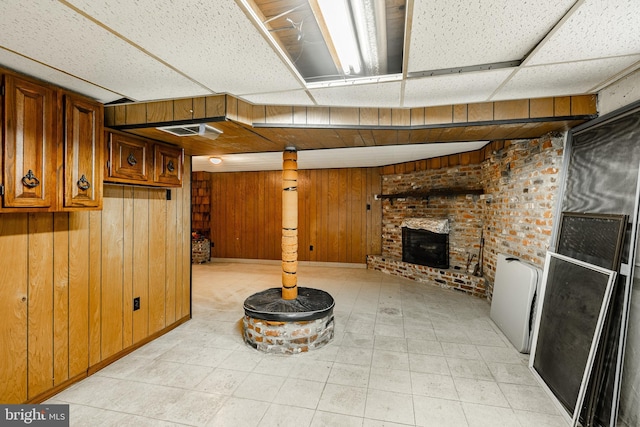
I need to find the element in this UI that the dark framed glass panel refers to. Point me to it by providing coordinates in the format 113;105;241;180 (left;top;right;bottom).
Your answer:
531;253;616;423
401;227;449;269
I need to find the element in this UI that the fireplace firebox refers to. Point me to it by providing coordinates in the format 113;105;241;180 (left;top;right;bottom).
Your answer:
402;227;449;269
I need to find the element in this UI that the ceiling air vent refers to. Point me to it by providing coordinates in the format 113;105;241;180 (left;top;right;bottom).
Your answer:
157;123;222;140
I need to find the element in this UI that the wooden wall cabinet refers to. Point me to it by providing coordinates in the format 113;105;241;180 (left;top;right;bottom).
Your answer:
105;129;183;188
61;93;104;210
2;74;57;210
105;131;150;183
154;143;183;186
1;72;103;212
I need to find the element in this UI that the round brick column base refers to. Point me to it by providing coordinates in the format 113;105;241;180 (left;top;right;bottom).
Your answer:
243;314;334;354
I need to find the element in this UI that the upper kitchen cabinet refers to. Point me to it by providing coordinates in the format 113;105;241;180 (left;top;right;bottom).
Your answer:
61;93;104;210
2;74;57;210
153;143;183;187
105;129;183;188
0;70;104;212
105;131;151;184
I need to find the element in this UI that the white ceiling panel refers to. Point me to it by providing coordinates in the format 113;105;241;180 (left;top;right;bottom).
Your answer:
1;0;638;175
408;0;575;72
493;56;640;100
65;0;305;97
309;80;403;108
193;141;489;172
403;69;514;107
526;0;640;66
0;0;210;101
0;48;121;103
240;90;315;106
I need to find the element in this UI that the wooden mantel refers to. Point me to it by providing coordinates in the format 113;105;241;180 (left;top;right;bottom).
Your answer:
376;188;485;201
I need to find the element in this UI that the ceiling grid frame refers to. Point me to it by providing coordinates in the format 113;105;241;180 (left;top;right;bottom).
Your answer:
0;0;638;170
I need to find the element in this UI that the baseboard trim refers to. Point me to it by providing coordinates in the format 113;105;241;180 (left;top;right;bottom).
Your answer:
207;258;366;269
88;315;191;375
27;315;191;404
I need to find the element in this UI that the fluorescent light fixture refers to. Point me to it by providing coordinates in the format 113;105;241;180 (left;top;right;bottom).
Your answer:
316;0;362;75
209;157;222;165
351;0;387;75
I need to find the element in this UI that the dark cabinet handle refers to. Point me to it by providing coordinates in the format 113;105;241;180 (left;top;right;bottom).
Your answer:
127;153;137;166
21;170;40;188
77;174;91;191
167;160;175;172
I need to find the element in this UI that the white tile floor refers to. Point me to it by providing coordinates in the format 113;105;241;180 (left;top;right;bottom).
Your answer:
47;261;569;426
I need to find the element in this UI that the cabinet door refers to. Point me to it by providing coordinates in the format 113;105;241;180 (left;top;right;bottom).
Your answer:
107;132;150;183
154;144;183;187
63;94;103;209
3;75;56;209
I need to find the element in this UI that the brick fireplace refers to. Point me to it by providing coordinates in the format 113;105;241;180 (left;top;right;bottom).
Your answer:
368;161;486;296
367;136;564;300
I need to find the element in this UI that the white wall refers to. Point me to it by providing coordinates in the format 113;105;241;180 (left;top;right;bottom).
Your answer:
598;68;640;116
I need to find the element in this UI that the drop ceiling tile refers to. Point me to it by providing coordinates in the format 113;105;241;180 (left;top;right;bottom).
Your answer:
65;0;305;96
193;141;489;172
309;81;403;108
404;69;514;107
526;0;640;66
0;0;209;101
240;90;315;106
408;0;575;72
0;48;121;103
493;56;640;100
297;142;489;169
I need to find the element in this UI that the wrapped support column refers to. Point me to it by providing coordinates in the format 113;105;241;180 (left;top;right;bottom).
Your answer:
282;149;298;300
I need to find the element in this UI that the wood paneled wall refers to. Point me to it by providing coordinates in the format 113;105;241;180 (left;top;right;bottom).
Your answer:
379;144;501;175
209;167;381;263
0;162;191;403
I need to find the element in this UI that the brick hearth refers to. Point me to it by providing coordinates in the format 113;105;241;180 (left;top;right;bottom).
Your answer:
367;255;486;297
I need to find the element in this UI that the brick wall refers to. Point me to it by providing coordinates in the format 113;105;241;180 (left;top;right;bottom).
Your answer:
371;134;565;299
191;171;211;238
481;135;564;296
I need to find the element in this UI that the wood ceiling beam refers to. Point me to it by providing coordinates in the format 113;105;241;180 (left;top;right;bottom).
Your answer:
106;94;597;129
104;94;597;157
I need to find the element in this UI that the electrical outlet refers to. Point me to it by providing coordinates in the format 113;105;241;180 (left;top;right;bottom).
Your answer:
133;297;140;311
